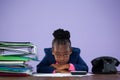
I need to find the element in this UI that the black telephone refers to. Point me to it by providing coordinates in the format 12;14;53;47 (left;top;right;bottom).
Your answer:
91;56;120;74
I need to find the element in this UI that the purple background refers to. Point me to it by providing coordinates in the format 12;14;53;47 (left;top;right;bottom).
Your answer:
0;0;120;72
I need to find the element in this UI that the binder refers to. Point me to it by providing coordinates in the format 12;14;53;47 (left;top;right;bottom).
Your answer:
0;41;33;47
0;61;25;65
0;56;32;61
0;66;32;72
0;46;36;54
0;72;31;77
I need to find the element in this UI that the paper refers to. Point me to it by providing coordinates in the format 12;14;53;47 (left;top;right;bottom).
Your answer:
32;73;93;77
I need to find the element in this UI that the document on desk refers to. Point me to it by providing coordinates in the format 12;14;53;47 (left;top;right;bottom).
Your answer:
32;73;93;77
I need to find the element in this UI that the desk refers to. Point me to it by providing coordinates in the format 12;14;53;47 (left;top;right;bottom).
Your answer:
0;74;120;80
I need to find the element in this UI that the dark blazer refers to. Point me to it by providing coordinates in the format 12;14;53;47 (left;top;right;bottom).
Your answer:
37;47;88;73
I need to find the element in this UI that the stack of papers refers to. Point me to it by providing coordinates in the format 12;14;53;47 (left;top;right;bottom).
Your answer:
32;73;93;77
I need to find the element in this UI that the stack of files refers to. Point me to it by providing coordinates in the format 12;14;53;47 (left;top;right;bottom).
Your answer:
0;41;38;77
0;41;38;60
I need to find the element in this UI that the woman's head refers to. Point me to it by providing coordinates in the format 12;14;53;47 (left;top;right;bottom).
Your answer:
52;29;72;64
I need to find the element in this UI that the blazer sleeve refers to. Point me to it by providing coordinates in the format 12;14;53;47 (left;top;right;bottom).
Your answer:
73;56;88;72
70;47;88;72
37;54;55;73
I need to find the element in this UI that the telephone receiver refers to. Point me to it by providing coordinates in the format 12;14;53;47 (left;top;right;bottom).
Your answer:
91;56;120;74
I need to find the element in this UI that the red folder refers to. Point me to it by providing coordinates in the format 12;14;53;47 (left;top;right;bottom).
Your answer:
0;72;31;77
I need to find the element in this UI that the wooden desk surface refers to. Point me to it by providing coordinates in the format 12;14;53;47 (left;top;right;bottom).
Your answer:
0;74;120;80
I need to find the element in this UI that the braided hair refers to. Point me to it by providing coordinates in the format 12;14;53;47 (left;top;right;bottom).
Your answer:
52;29;71;48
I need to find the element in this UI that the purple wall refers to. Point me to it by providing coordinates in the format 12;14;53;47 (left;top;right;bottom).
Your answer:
0;0;120;72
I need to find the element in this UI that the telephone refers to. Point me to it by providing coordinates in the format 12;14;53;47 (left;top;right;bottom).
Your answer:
91;56;120;74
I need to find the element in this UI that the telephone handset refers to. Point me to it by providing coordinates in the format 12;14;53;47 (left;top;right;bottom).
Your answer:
91;56;120;74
